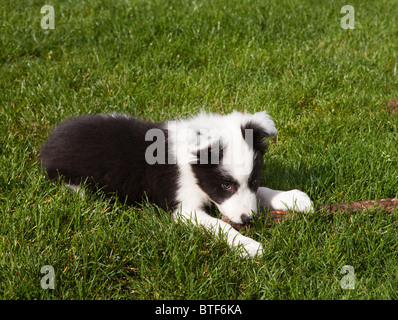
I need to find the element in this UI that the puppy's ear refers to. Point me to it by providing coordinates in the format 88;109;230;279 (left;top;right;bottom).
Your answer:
241;112;277;153
252;111;278;137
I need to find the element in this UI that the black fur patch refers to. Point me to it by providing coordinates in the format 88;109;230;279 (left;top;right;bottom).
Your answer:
240;121;272;192
240;121;272;154
190;162;239;204
40;114;179;211
247;151;263;192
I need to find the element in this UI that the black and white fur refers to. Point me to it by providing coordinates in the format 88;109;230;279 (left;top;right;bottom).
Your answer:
40;111;313;257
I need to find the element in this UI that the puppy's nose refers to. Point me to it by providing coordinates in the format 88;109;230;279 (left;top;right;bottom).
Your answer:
240;214;251;224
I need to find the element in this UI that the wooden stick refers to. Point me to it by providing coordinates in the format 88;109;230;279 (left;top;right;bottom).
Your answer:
222;198;398;231
316;198;398;214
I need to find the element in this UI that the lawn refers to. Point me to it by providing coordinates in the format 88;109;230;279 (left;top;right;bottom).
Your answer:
1;0;397;299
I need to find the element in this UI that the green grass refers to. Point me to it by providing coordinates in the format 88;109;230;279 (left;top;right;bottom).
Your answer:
1;0;398;299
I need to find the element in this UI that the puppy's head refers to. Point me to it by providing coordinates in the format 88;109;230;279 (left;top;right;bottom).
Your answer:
190;111;277;224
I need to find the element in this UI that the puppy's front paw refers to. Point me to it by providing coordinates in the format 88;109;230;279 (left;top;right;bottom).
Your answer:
272;189;314;213
237;237;264;258
244;241;264;258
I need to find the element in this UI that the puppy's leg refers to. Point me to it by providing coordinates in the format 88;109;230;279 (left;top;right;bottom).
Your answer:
173;207;263;258
257;187;314;213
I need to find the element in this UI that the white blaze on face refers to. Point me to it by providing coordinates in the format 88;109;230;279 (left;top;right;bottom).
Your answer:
217;184;258;224
216;132;259;224
221;128;254;176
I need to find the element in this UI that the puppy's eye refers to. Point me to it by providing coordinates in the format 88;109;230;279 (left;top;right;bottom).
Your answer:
221;182;232;190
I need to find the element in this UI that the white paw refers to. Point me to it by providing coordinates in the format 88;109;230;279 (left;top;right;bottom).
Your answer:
271;189;314;213
236;236;264;258
243;241;264;258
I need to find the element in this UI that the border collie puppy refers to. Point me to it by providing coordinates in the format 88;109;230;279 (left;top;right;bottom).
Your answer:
40;111;313;257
